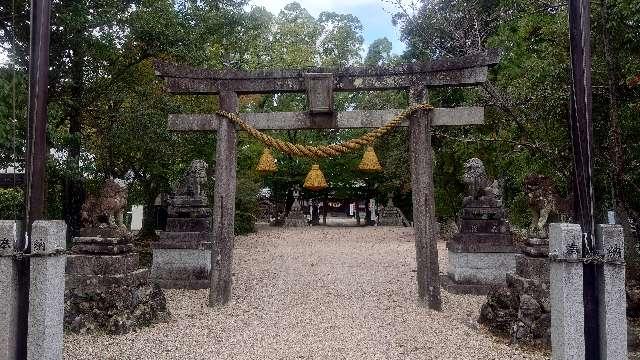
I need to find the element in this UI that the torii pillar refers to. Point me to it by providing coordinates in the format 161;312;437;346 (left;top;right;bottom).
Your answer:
155;51;501;310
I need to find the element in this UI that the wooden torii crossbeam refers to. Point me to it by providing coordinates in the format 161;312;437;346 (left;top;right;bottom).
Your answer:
155;50;501;310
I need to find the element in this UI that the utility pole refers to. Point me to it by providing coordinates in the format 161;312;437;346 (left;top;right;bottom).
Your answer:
18;0;52;358
567;0;599;358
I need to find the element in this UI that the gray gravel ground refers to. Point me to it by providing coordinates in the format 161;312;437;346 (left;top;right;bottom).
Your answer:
64;226;549;360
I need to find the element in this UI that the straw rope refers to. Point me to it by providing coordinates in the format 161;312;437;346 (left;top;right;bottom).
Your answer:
216;103;433;158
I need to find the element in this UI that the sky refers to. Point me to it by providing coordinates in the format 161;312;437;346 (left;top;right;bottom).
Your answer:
248;0;412;55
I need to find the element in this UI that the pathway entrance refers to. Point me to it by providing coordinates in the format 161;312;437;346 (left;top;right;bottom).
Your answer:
64;227;546;360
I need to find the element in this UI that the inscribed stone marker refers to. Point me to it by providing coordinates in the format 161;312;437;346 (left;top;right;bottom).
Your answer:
595;224;627;360
549;223;585;360
0;221;21;360
27;220;66;360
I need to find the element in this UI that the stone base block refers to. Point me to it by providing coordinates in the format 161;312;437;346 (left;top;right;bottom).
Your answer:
64;277;169;335
71;243;134;254
66;253;139;276
66;269;149;292
448;233;515;253
150;248;210;289
440;274;501;295
284;213;307;227
166;217;211;232
155;232;211;249
522;245;549;257
447;251;516;286
515;254;550;282
79;227;131;240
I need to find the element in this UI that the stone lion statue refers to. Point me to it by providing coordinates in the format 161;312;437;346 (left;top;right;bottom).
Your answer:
462;158;502;206
174;159;208;199
81;179;127;228
523;174;572;237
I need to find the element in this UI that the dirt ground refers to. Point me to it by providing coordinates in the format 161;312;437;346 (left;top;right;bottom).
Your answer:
64;226;548;360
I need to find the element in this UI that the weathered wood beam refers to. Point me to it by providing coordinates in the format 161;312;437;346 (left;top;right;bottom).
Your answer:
168;107;484;131
154;50;501;80
160;67;489;94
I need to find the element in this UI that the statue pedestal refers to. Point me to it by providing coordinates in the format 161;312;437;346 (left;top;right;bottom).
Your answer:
65;227;169;334
150;201;212;289
479;236;552;346
444;201;517;294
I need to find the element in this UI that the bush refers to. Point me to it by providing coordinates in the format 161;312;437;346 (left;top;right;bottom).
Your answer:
0;188;23;220
234;176;259;235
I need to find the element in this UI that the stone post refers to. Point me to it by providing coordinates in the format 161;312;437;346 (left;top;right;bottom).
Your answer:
596;224;627;359
409;86;441;310
27;220;66;360
0;221;22;360
549;223;585;360
209;91;238;306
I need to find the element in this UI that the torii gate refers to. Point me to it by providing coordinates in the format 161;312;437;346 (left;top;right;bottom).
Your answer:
154;50;500;310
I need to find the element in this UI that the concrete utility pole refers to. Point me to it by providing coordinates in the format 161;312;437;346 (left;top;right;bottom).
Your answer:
567;0;599;358
19;0;52;359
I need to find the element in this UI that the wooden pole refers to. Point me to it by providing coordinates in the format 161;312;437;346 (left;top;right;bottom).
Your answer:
568;0;599;357
409;86;442;310
209;91;238;306
18;0;51;358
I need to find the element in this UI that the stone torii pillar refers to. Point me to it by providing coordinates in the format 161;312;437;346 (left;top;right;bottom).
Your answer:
155;51;501;310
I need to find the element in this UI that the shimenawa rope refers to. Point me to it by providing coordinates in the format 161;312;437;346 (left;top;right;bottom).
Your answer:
216;103;433;158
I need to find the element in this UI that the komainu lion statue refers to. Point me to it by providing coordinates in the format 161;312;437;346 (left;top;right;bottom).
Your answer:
174;159;208;199
81;178;128;228
523;174;572;237
462;158;502;206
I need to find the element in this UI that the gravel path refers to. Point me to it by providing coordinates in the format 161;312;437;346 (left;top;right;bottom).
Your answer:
64;226;548;360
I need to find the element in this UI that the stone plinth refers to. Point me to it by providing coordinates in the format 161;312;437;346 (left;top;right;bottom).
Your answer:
65;227;169;334
446;200;516;294
150;197;212;289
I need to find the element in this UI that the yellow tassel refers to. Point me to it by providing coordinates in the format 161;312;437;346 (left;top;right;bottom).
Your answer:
358;146;383;173
303;164;328;191
256;148;277;174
